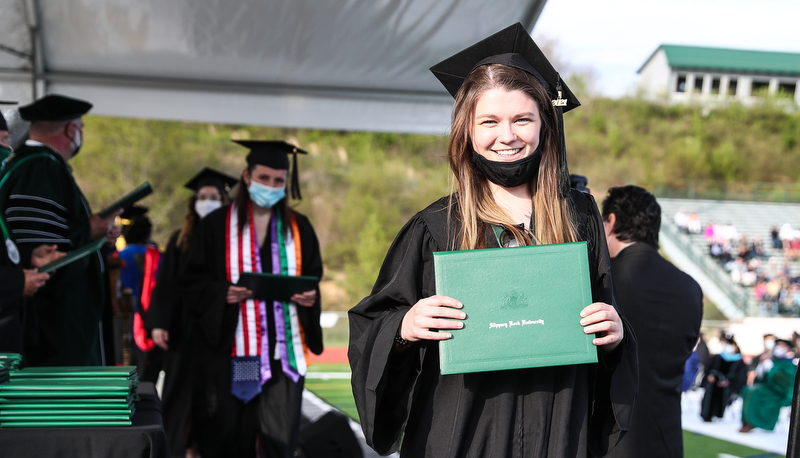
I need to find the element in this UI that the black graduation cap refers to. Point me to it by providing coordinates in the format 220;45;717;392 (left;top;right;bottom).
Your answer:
184;167;238;194
120;205;148;221
18;94;92;122
120;206;152;244
430;22;580;197
0;100;16;132
234;140;309;200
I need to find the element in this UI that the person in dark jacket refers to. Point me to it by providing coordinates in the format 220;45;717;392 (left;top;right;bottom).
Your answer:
601;185;703;458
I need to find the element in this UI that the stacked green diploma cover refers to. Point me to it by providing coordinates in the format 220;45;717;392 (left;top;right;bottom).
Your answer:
434;241;597;375
0;366;138;427
0;354;22;384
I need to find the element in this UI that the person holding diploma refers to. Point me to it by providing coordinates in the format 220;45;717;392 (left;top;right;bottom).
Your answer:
0;94;120;366
183;141;323;458
348;23;637;457
145;167;236;458
0;102;67;355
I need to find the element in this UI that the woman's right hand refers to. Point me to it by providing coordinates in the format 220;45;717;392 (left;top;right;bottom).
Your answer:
400;295;465;342
227;285;253;304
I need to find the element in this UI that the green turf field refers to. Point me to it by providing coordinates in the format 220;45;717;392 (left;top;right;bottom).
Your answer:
305;363;358;420
306;362;785;457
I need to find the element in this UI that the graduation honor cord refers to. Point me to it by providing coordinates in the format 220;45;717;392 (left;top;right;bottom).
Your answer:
227;201;308;402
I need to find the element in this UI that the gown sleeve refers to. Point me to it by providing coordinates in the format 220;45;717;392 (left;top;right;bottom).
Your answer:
294;212;324;356
348;211;440;454
0;266;24;299
144;231;180;332
575;190;638;454
181;209;235;350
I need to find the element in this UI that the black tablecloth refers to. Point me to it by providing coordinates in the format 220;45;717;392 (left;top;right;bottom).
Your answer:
0;381;168;458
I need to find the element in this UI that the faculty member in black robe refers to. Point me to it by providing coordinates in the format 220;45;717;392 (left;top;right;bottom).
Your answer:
0;241;63;355
601;185;703;458
0;94;119;366
0;106;56;354
184;142;323;458
145;167;236;458
349;23;637;457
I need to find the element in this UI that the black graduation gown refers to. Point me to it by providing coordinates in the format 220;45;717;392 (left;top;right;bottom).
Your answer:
144;230;193;457
700;354;747;421
604;243;703;458
0;242;25;353
0;144;106;366
348;190;638;458
183;204;323;458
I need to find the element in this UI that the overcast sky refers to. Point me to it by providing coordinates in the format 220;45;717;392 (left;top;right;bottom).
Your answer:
533;0;800;98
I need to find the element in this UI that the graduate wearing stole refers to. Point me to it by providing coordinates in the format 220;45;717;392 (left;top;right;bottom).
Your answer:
183;140;323;458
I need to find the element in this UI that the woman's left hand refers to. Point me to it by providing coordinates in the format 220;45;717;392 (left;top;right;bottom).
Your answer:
580;302;624;353
291;289;317;307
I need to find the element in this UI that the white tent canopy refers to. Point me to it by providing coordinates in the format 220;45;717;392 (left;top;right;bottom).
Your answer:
1;0;546;134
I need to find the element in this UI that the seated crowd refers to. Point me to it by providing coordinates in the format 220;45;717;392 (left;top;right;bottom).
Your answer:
773;223;800;261
676;209;800;317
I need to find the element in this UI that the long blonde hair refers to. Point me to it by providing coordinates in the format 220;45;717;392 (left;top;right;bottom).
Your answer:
447;64;577;250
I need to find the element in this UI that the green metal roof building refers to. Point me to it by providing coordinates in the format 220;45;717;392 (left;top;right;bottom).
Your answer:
637;44;800;104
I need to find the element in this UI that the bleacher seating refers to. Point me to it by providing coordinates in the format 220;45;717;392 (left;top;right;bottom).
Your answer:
658;197;800;315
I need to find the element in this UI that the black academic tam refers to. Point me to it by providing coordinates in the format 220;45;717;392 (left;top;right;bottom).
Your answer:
18;94;92;122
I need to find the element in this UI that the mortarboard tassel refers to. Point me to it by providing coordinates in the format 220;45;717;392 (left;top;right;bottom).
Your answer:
556;107;571;199
553;78;571;199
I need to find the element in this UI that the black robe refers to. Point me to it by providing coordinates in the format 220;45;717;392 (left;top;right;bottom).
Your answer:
700;354;747;421
0;242;25;354
605;243;703;458
0;143;106;366
183;204;323;458
144;230;194;457
349;190;638;457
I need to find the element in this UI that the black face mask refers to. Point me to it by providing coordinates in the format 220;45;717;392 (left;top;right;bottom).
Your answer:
471;146;542;188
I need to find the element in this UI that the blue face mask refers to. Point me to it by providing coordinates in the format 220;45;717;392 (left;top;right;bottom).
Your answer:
248;180;285;208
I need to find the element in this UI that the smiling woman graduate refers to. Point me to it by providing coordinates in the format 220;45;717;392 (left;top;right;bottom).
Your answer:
182;141;323;458
348;23;638;457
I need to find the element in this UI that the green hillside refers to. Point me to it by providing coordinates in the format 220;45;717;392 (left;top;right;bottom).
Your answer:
70;96;800;311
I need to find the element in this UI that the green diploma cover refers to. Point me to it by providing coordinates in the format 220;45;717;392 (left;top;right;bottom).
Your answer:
434;241;597;375
236;272;319;303
97;182;153;218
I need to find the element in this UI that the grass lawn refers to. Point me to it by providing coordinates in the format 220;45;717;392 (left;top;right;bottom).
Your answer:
305;363;358;420
683;430;784;457
306;362;784;457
